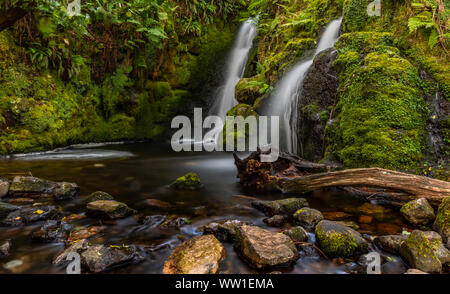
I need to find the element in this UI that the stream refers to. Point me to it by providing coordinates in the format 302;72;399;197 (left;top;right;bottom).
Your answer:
0;143;412;274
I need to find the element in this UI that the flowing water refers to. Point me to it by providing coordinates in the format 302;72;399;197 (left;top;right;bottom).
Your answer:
263;18;342;154
0;143;411;274
202;19;258;145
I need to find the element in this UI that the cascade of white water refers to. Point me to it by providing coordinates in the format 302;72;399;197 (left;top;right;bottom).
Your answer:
266;18;342;154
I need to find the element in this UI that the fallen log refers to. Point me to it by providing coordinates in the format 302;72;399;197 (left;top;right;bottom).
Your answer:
234;150;450;206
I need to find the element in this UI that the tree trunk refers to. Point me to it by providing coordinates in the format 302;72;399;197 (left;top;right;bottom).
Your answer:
0;6;28;32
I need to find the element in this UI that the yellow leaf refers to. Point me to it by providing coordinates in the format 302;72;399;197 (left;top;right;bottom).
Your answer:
33;210;44;215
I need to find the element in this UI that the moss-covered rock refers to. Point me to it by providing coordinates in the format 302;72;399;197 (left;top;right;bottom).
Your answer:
399;230;445;273
293;207;324;231
202;219;249;243
400;198;436;226
315;220;369;258
84;191;115;204
170;173;203;190
283;226;308;243
8;176;79;201
433;196;450;244
163;235;225;274
251;198;309;217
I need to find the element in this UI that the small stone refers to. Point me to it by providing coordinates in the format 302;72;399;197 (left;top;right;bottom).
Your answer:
283;226;308;243
81;244;145;273
400;198;435;225
315;220;369;258
84;191;114;203
322;211;351;221
0;240;11;256
432;196;450;244
86;200;135;220
263;215;287;227
53;239;89;265
0;202;19;219
160;216;189;229
68;226;104;243
0;179;9;198
202;219;248;242
163;235;225;274
170;173;203;190
374;235;407;254
2;205;60;226
252;198;309;217
31;220;73;243
293;207;323;231
234;225;299;269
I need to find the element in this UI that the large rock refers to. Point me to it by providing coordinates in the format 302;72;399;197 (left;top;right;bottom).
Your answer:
2;205;60;226
31;220;73;243
8;176;79;201
0;179;9;198
400;198;435;225
234;225;299;268
374;235;407;254
399;230;449;273
251;198;309;217
163;235;225;274
293;207;324;231
202;219;248;242
315;220;369;258
86;200;135;219
84;191;114;203
170;173;203;190
53;239;144;273
433;196;450;244
0;202;19;219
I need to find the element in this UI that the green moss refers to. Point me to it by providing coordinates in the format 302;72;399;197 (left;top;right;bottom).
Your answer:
315;226;360;258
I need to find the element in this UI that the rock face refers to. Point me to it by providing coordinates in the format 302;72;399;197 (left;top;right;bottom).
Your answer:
293;207;324;231
400;198;435;225
374;235;407;254
86;200;135;219
84;191;114;203
298;48;338;161
202;219;248;242
315;220;368;258
283;226;308;243
399;230;449;273
8;176;79;201
263;215;287;227
0;179;9;198
0;202;19;218
2;205;60;226
31;220;73;243
433;196;450;243
163;235;225;274
170;173;203;190
234;225;299;268
53;239;145;273
251;198;309;217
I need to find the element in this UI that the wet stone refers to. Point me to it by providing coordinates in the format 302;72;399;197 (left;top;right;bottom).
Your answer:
2;205;60;226
202;219;248;242
263;215;287;227
9;176;79;201
86;200;135;220
84;191;114;203
251;198;309;217
0;179;9;198
374;235;407;254
0;202;19;219
293;207;324;231
31;220;73;243
400;198;435;225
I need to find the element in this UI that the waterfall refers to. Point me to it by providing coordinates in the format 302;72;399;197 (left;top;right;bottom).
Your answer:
203;19;258;145
265;17;342;154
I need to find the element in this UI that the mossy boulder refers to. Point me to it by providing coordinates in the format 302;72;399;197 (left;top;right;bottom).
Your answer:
84;191;115;203
315;220;369;258
251;198;309;217
0;179;9;198
9;176;79;201
400;198;436;225
170;173;203;190
235;75;267;105
432;196;450;244
293;207;324;231
163;235;225;274
86;200;135;220
399;230;449;273
234;225;299;269
283;226;308;243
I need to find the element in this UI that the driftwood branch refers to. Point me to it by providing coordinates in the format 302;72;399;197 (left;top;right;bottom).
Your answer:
234;150;450;207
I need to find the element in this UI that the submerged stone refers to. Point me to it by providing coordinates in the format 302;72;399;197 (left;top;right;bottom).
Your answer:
315;220;368;258
234;225;299;269
86;200;135;220
400;198;435;225
68;226;104;243
163;235;225;274
170;173;203;190
251;198;309;217
31;220;73;243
